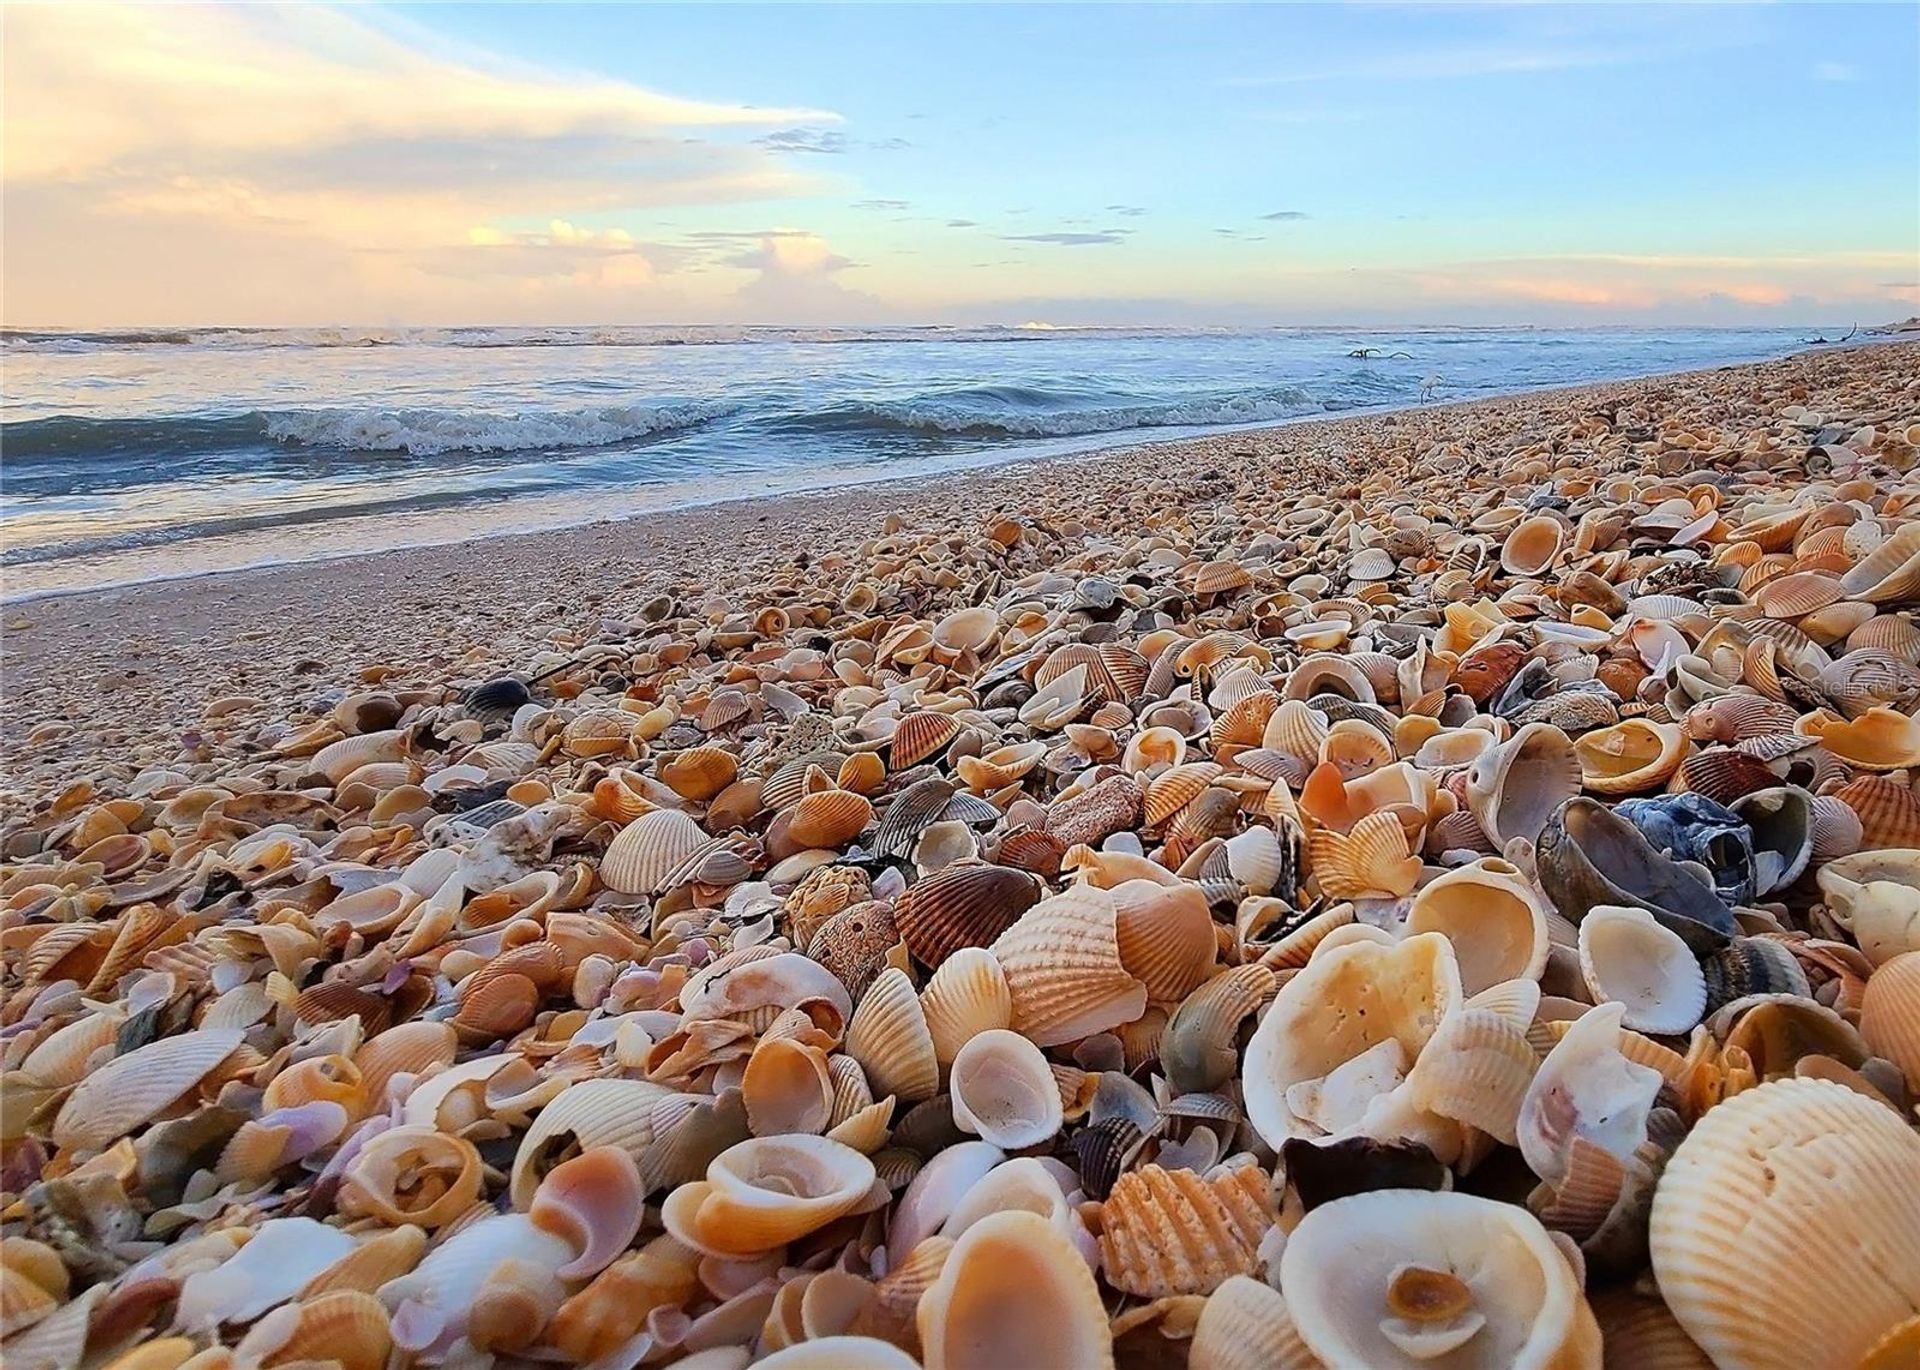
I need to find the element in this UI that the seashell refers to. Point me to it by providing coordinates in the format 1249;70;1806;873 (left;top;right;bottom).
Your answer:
916;1210;1113;1370
1019;662;1090;730
788;788;875;849
1095;1163;1275;1298
1517;1002;1661;1188
1111;878;1216;1002
1576;906;1708;1035
1536;797;1736;954
874;776;963;858
742;1036;835;1137
1406;857;1551;995
233;1289;393;1370
680;949;853;1031
807;900;900;1001
757;1338;920;1370
509;1078;686;1206
1574;719;1687;794
1728;785;1814;895
1283;652;1377;703
1189;1275;1317;1370
302;1226;429;1297
664;1135;877;1257
932;604;1000;654
1700;936;1811;1016
313;729;409;784
988;885;1149;1047
1850;612;1920;663
601;809;711;895
52;1027;244;1152
1309;810;1423;900
1614;789;1756;906
1817;850;1920;966
1860;950;1920;1091
1242;931;1463;1147
658;746;739;802
949;1029;1062;1149
377;1211;571;1349
529;1145;646;1279
1403;1002;1538;1144
1798;704;1920;770
180;1217;358;1330
895;862;1043;968
1264;699;1331;762
1838;520;1920;602
1831;774;1920;848
891;711;965;770
1465;722;1581;848
1164;963;1275;1094
1347;547;1398;582
1651;1079;1920;1370
1502;514;1566;577
1280;1190;1600;1370
845;968;939;1103
1588;1290;1712;1370
1320;718;1394;779
339;1126;483;1229
920;947;1013;1068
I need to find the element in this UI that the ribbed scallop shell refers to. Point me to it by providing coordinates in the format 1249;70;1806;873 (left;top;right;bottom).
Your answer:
1860;951;1920;1091
233;1289;393;1370
1650;1078;1920;1370
509;1078;686;1206
18;1010;124;1087
891;711;965;770
1849;613;1920;664
1588;1291;1712;1369
52;1027;244;1151
600;808;711;895
1754;569;1844;619
313;729;409;784
894;861;1043;968
1404;1005;1538;1145
845;968;939;1103
919;947;1013;1067
1144;762;1225;827
1263;699;1331;762
1095;1163;1276;1297
658;745;738;802
987;885;1150;1047
1674;748;1777;805
1831;775;1920;847
1111;879;1216;1003
562;710;637;758
788;788;876;848
1309;809;1422;899
1190;1276;1318;1370
1164;963;1275;1095
302;1226;429;1297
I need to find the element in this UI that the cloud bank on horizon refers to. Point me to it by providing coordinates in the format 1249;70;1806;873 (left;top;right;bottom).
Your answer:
3;2;1914;327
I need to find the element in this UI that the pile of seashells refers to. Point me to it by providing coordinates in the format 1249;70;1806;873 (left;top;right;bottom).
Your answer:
5;358;1920;1370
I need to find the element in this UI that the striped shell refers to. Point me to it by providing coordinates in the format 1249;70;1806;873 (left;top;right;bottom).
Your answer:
844;968;939;1103
987;885;1150;1047
1095;1164;1276;1297
894;861;1043;968
600;808;711;895
52;1028;245;1152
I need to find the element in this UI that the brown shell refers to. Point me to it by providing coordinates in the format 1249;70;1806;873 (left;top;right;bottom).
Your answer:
894;861;1043;968
890;712;964;770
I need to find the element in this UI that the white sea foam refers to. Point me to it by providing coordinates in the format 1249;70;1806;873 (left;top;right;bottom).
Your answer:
262;400;736;455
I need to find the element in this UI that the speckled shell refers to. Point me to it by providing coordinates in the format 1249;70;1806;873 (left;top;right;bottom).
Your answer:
1651;1079;1920;1370
987;885;1149;1047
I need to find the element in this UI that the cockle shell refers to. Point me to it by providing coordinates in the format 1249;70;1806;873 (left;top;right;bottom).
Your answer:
948;1029;1061;1149
1838;520;1920;602
916;1210;1114;1370
987;885;1150;1047
232;1289;393;1370
1860;950;1920;1090
1094;1163;1276;1298
1502;515;1566;577
742;1036;835;1137
919;946;1013;1067
663;1135;877;1258
601;809;710;895
1651;1079;1920;1370
658;745;739;802
1280;1190;1601;1370
894;862;1043;968
1189;1276;1318;1370
1576;906;1707;1035
1406;857;1551;995
1242;932;1463;1147
1309;810;1423;899
53;1028;244;1152
788;788;876;849
844;968;939;1103
1403;1000;1539;1145
509;1078;686;1206
1831;774;1920;848
1465;723;1582;848
1111;878;1216;1002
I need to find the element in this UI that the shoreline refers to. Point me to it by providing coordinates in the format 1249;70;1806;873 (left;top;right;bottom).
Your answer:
3;340;1913;813
0;340;1880;606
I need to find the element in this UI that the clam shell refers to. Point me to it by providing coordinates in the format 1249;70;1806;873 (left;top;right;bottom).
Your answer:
895;862;1043;968
1163;962;1276;1095
52;1027;244;1152
1404;1004;1539;1145
1501;514;1566;577
916;1210;1112;1370
1838;520;1920;602
919;947;1013;1067
1650;1079;1920;1370
742;1036;835;1137
601;809;711;895
509;1079;686;1205
233;1290;393;1370
1799;705;1920;770
1095;1164;1276;1298
1700;936;1811;1016
948;1029;1062;1150
845;968;939;1103
1407;857;1551;995
1111;879;1216;1002
1577;906;1708;1035
987;885;1150;1047
1859;950;1920;1091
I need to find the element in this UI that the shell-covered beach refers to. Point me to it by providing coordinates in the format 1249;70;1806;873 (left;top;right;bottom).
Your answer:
5;341;1920;1370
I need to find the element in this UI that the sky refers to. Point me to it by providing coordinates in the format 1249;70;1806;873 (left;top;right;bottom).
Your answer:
4;2;1915;328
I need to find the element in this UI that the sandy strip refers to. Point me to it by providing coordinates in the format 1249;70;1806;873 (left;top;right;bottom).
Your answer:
4;341;1911;817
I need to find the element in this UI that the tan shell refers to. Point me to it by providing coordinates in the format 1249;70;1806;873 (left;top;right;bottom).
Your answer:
529;1145;647;1280
1281;1190;1600;1370
1406;857;1551;995
601;808;711;895
1502;515;1566;577
916;1210;1114;1370
948;1029;1061;1149
1860;950;1920;1091
1190;1276;1320;1370
232;1289;393;1370
663;1135;877;1258
1403;1003;1539;1145
987;885;1149;1047
788;788;876;848
844;968;940;1103
1838;520;1920;602
1650;1078;1920;1370
1111;878;1216;1002
52;1027;244;1152
1465;722;1581;848
1816;850;1920;966
1830;775;1920;848
658;746;739;802
1095;1163;1276;1298
919;947;1013;1067
1309;810;1422;900
1574;719;1687;794
1798;705;1920;770
742;1036;836;1137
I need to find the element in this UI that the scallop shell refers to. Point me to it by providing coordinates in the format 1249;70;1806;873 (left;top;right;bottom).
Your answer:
1465;722;1582;848
1242;931;1463;1147
932;604;1000;654
658;746;739;802
948;1029;1061;1150
1095;1164;1276;1298
1650;1079;1920;1370
845;968;939;1103
1189;1276;1318;1370
1281;1190;1600;1370
919;947;1013;1068
788;789;876;849
1859;950;1920;1091
1577;906;1708;1035
1403;1003;1539;1145
233;1289;393;1370
1830;775;1920;848
1111;878;1216;1002
509;1078;687;1206
52;1027;244;1152
1575;719;1688;795
601;808;711;895
987;885;1150;1047
895;862;1044;968
1406;857;1551;995
1838;520;1920;602
891;711;965;770
1310;809;1422;899
916;1210;1113;1370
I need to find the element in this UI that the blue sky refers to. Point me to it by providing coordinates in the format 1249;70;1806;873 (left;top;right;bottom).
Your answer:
5;2;1915;325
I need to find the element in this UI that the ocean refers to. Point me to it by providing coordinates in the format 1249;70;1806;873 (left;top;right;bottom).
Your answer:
1;324;1816;596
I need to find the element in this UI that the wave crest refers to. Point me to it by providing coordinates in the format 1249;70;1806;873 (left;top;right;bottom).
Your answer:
263;400;736;455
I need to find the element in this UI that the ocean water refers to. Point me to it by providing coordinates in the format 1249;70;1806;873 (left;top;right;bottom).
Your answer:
1;324;1814;595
